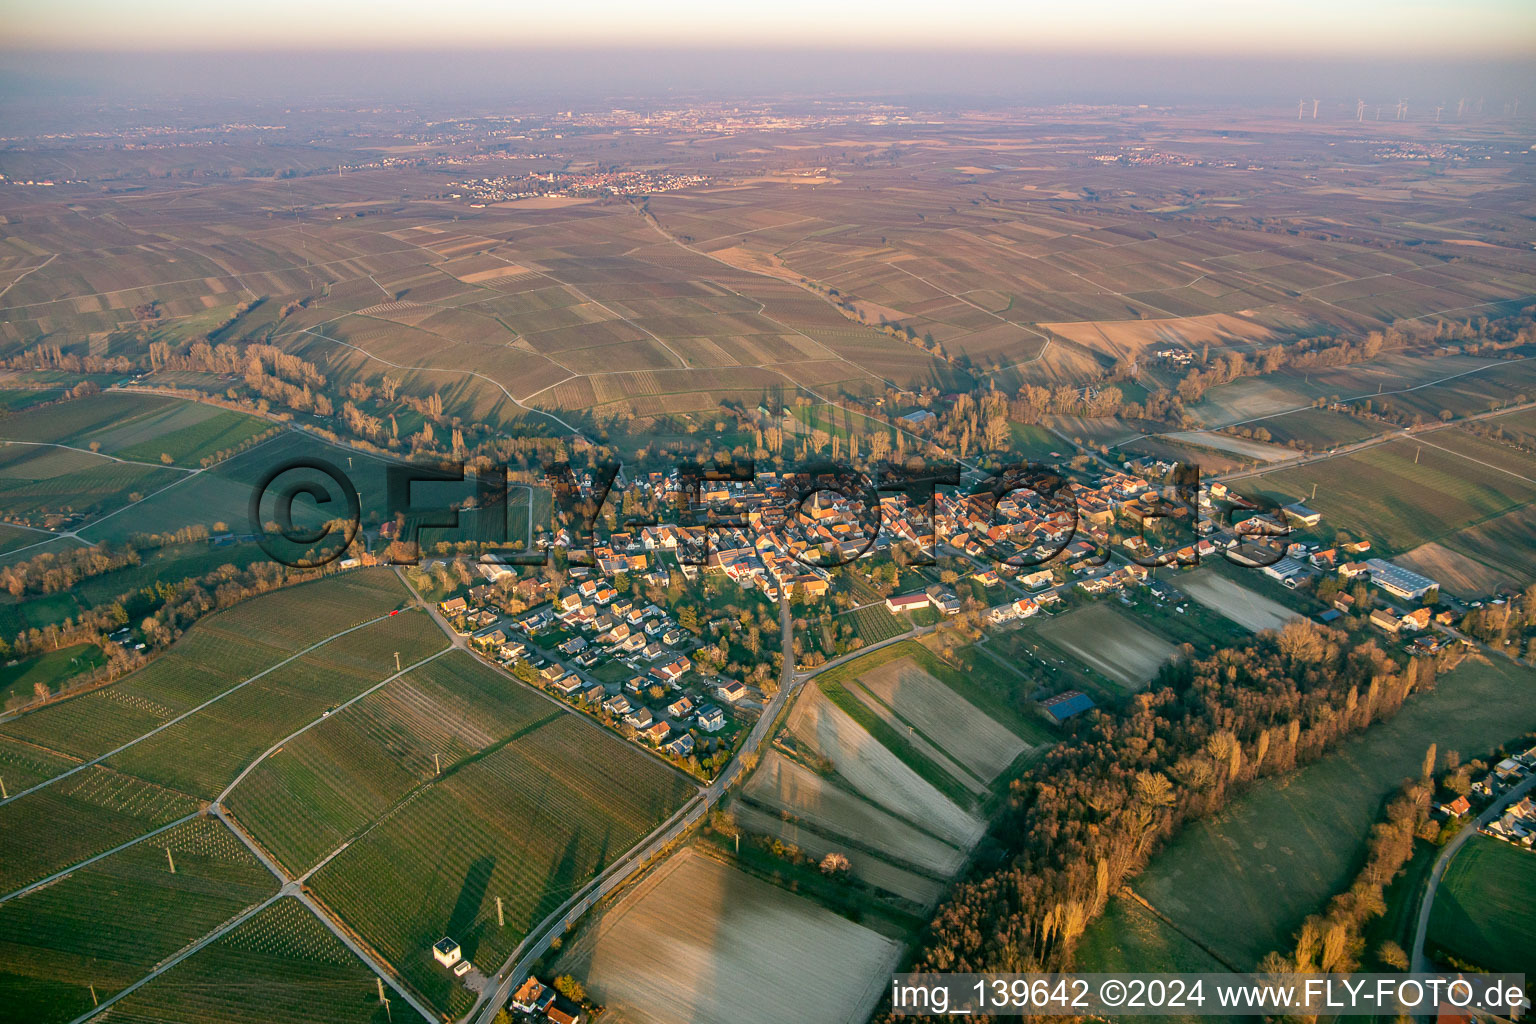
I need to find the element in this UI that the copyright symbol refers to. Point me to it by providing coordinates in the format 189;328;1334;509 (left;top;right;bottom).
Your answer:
249;457;361;569
1101;980;1126;1007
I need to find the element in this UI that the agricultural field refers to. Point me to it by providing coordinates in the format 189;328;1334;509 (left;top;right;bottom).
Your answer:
0;765;201;896
76;429;399;544
743;750;968;878
0;538;276;643
1244;407;1385;451
1248;432;1536;554
0;816;276;1024
1078;657;1536;973
854;656;1027;783
1173;570;1300;633
1033;602;1178;692
1189;353;1516;429
554;849;902;1024
0;568;412;765
1432;504;1536;587
0;570;414;891
0;392;274;467
0;642;105;707
728;800;946;905
100;897;398;1024
0;442;183;526
1394;541;1522;600
1427;834;1536;976
1161;430;1294;463
309;711;697;1017
787;686;984;847
103;608;447;798
0;522;48;557
226;651;560;875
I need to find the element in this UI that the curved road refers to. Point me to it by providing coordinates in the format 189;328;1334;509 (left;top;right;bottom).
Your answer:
1410;772;1536;975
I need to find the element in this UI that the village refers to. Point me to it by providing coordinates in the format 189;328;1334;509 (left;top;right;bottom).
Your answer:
409;449;1474;785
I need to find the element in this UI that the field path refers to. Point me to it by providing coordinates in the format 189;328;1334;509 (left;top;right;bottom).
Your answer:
59;891;287;1024
0;607;407;805
0;437;199;472
0;252;56;302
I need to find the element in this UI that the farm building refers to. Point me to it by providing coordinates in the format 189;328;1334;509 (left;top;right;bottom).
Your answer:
1282;502;1322;526
1364;559;1438;601
885;592;930;614
432;937;462;967
1261;556;1311;588
1041;691;1095;724
899;408;937;426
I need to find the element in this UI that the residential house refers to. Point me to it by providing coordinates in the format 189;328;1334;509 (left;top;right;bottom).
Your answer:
510;977;556;1014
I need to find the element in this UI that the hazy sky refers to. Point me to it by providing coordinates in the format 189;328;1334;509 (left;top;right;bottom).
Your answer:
4;0;1534;56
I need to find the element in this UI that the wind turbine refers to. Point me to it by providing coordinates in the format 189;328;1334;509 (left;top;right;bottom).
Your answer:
1356;99;1366;122
1298;98;1306;120
1312;98;1320;119
1434;104;1445;123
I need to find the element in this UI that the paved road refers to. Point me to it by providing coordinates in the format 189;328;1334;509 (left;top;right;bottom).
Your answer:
1213;397;1536;485
466;594;803;1024
1410;772;1536;976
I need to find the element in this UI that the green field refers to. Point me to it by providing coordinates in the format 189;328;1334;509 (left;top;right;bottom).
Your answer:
78;429;399;544
1247;407;1384;450
227;651;560;874
0;539;277;641
1077;657;1536;972
0;570;416;893
0;523;49;557
310;711;697;1017
0;765;201;895
1008;422;1067;460
1427;834;1536;975
0;816;276;1024
0;388;66;413
104;610;447;799
0;392;274;467
0;443;182;524
0;642;105;707
102;897;397;1024
0;569;412;765
1249;433;1536;553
